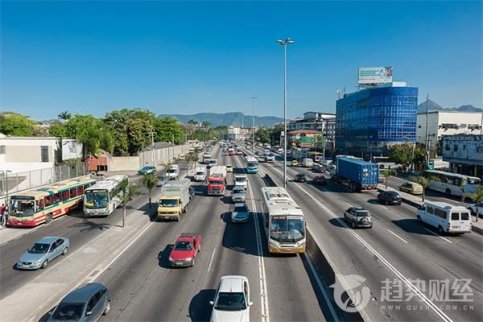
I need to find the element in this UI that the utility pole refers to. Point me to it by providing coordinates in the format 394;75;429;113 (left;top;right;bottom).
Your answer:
149;131;156;165
249;96;258;151
424;93;430;167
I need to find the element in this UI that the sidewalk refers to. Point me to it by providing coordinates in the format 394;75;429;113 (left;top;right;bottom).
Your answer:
378;184;483;235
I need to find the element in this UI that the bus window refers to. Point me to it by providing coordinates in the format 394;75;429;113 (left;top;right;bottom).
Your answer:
77;186;84;195
70;188;77;197
54;193;61;203
62;190;70;201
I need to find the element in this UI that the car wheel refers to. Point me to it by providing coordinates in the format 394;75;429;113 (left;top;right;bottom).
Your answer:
41;260;48;269
45;214;53;224
351;221;356;228
103;301;111;315
417;215;422;223
62;247;68;255
438;226;444;234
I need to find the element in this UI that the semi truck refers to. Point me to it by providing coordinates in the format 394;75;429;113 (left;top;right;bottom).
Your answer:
157;178;191;221
332;157;379;192
207;165;227;195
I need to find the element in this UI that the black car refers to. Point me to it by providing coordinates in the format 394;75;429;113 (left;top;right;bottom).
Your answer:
294;173;307;182
313;175;327;185
48;283;111;321
377;190;401;205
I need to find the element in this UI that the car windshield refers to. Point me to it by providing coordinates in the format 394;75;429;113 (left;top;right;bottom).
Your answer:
355;210;369;217
234;206;248;213
174;241;192;250
270;217;305;242
160;199;178;207
215;292;247;311
29;243;50;254
210;180;224;185
196;171;204;175
235;177;246;183
167;169;176;173
233;188;245;194
51;303;85;320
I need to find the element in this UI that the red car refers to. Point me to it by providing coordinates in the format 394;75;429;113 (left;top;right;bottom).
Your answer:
313;176;327;186
169;233;202;267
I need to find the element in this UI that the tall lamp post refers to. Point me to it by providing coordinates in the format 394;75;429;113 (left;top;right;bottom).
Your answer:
277;37;294;189
249;96;257;151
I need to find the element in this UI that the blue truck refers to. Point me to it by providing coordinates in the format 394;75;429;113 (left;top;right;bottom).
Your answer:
333;157;379;192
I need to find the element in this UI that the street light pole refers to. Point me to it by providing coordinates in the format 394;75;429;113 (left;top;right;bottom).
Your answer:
277;37;294;189
249;96;257;151
149;131;156;165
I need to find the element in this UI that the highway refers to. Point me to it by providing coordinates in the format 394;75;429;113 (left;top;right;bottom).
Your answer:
257;150;483;322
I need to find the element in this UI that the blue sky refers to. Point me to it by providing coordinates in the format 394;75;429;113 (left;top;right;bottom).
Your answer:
1;0;481;121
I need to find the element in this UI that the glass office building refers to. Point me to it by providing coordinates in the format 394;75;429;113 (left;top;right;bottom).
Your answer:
335;86;418;158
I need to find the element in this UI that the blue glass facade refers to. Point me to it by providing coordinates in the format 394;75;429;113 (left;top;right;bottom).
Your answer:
335;86;418;157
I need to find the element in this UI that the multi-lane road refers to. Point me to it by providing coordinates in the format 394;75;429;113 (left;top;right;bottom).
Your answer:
0;144;481;322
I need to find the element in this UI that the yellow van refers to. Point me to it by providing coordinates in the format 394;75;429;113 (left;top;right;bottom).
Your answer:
399;181;424;195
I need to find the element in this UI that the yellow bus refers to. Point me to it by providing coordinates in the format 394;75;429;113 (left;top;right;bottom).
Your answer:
7;176;96;227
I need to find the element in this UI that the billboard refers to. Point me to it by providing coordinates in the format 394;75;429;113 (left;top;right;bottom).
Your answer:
62;140;83;160
358;67;393;85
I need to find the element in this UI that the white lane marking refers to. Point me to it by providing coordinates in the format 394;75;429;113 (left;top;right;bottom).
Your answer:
305;254;340;322
380;205;388;210
266;165;454;322
387;229;408;244
207;247;217;272
248;183;270;322
84;221;154;283
236;156;270;322
424;228;453;244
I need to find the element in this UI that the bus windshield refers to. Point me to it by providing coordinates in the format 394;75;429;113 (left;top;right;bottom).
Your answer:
84;190;109;209
10;198;36;217
270;216;305;242
247;162;258;168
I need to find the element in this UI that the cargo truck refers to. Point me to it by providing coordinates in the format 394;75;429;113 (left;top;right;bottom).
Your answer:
157;178;191;221
207;165;227;195
333;157;379;192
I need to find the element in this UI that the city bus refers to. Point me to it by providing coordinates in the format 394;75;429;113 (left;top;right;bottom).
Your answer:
7;176;96;227
246;156;259;174
423;170;481;198
84;175;128;217
261;187;306;254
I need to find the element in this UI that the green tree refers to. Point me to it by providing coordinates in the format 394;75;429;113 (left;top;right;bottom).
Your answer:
119;180;137;228
58;111;72;122
255;128;270;144
188;119;198;126
388;143;414;172
104;109;157;156
65;115;114;157
470;185;483;222
48;122;67;137
141;172;158;211
154;117;185;144
0;113;35;136
185;153;199;170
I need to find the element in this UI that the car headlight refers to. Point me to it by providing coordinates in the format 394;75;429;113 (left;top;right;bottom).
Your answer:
185;257;192;261
169;256;174;261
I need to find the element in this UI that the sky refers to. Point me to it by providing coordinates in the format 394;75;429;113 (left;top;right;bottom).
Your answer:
1;0;482;121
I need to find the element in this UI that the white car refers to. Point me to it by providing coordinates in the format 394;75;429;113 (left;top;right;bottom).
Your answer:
234;175;248;190
468;202;483;217
210;275;252;322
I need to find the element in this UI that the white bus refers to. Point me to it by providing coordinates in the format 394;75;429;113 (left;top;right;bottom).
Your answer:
261;187;306;254
246;156;259;174
84;175;128;217
417;201;471;234
423;170;481;197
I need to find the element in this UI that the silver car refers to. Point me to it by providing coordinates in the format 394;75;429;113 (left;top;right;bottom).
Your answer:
17;236;70;270
231;203;250;223
231;186;246;203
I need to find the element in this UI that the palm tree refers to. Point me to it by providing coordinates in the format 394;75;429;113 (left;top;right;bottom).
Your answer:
141;172;158;211
201;121;211;129
119;181;137;228
471;185;483;222
58;111;72;122
188;119;198;126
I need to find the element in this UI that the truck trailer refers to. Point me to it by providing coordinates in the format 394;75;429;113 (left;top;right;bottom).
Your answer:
333;157;379;192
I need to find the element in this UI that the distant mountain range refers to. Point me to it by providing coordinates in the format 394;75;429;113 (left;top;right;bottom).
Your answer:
417;100;482;113
158;112;284;127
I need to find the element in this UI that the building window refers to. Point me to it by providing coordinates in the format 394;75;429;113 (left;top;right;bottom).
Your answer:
0;145;5;154
453;144;458;152
477;146;483;153
41;146;49;162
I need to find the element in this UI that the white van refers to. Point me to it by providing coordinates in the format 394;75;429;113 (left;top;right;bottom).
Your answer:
417;201;471;234
193;166;207;182
302;158;313;168
166;164;179;180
